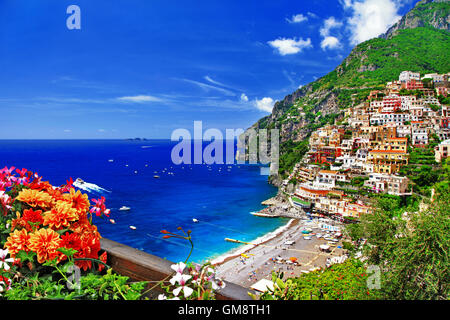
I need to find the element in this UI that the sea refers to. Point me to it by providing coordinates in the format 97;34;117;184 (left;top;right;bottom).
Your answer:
0;139;287;264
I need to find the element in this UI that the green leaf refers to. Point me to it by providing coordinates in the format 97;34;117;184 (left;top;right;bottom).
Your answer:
57;247;78;257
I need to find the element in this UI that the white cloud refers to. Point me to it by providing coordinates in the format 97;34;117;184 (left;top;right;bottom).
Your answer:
321;36;342;50
63;129;72;133
286;14;308;23
341;0;402;45
178;78;235;96
117;95;162;103
240;93;249;102
97;129;106;133
307;12;319;19
320;17;343;37
254;97;274;113
204;76;227;87
267;38;312;55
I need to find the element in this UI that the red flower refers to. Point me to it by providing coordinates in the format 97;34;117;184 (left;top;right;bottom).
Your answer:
98;251;107;272
22;209;44;226
61;232;82;252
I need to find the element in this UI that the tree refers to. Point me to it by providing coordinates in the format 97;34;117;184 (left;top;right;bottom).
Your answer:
381;194;449;299
347;193;449;300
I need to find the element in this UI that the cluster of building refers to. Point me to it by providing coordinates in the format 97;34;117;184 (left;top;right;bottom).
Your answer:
283;71;450;220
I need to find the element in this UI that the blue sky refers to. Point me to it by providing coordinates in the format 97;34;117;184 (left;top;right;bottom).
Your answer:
0;0;416;139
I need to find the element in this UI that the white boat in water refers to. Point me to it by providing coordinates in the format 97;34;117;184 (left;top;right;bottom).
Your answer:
119;206;131;211
74;178;110;193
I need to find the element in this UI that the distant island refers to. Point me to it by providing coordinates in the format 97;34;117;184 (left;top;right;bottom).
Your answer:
124;138;150;141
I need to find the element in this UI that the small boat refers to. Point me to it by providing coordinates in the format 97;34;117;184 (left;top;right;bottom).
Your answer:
109;219;116;224
130;226;137;230
303;236;312;240
153;175;160;179
108;159;114;162
119;206;131;211
193;218;199;223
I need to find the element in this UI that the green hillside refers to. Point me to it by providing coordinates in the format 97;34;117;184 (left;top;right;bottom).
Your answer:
316;27;450;90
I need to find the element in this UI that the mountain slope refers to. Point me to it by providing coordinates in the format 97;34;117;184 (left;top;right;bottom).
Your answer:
381;0;450;39
248;1;450;180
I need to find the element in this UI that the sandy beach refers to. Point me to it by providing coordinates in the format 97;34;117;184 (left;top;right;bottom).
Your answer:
213;216;346;289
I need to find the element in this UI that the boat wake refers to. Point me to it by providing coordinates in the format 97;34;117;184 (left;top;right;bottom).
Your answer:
73;178;111;194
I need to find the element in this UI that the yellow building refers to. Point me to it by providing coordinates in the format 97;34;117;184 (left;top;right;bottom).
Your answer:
372;137;408;152
368;150;409;174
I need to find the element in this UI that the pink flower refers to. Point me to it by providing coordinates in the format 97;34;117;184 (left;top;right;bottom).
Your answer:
90;196;110;217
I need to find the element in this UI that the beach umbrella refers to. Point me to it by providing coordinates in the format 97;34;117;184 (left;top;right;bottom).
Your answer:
289;257;298;262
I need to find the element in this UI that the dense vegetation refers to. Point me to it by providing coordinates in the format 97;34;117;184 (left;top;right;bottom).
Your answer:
278;139;309;178
329;27;450;88
345;192;449;300
260;259;383;300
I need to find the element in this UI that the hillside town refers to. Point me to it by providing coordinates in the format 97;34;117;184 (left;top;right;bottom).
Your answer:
280;71;450;222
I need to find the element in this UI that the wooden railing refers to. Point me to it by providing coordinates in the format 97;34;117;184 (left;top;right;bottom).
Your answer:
100;238;255;300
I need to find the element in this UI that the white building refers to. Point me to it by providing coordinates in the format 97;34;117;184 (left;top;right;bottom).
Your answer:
420;96;440;106
412;128;428;145
400;95;418;111
435;139;450;162
364;173;410;196
422;73;444;83
396;124;412;138
399;71;420;82
370;113;410;126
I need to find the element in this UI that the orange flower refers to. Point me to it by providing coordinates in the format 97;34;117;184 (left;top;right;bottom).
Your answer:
4;229;30;257
63;188;90;216
16;189;54;208
47;187;65;202
43;201;78;229
28;228;62;264
11;211;27;231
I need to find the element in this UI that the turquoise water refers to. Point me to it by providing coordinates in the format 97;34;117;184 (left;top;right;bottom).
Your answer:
0;139;287;263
